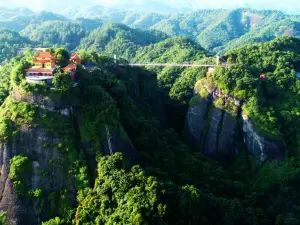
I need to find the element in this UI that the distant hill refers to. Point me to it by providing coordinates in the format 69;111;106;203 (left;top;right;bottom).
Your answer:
59;7;300;54
61;6;169;29
149;8;300;53
216;19;300;54
0;7;34;20
0;11;68;31
73;18;104;31
133;36;207;63
20;20;87;50
76;23;168;60
1;7;300;57
0;28;33;62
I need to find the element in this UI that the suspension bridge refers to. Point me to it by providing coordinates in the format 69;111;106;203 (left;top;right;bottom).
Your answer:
117;56;229;68
125;63;217;67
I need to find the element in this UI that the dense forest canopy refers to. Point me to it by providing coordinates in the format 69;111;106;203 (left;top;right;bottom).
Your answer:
0;6;300;225
0;28;33;63
1;7;300;63
76;23;168;60
222;37;300;154
0;35;298;223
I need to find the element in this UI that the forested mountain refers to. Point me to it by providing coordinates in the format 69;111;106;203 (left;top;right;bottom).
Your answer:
184;36;300;162
76;23;168;60
73;18;104;31
1;7;300;58
0;11;68;31
216;19;300;53
1;4;300;225
0;7;34;20
20;21;88;50
133;37;207;63
0;28;33;63
0;36;299;224
60;7;300;53
150;8;300;53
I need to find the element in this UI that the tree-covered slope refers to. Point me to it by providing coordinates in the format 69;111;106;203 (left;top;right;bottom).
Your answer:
60;7;300;53
2;7;300;55
212;37;300;153
0;28;33;63
20;21;87;50
0;7;34;20
61;5;169;27
133;36;208;63
0;11;68;31
216;19;300;54
76;23;168;60
0;42;300;224
73;18;104;31
150;8;297;53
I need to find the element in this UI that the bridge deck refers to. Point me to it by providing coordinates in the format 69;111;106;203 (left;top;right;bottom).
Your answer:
119;63;230;67
126;63;216;67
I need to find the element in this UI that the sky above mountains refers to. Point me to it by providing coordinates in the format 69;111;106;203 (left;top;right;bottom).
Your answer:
1;0;300;13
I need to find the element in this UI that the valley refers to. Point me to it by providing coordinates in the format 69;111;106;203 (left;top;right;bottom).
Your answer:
0;5;299;225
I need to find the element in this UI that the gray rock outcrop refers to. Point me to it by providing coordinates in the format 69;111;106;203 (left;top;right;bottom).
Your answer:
183;81;286;164
182;98;210;150
242;114;285;164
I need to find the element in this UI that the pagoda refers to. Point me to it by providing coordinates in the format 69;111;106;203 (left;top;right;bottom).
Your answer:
25;51;81;84
69;53;81;64
61;53;81;81
62;64;77;81
25;52;56;83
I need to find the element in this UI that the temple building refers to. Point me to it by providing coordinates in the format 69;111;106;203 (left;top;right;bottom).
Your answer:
25;51;81;84
70;53;81;64
62;53;81;81
25;52;56;83
62;63;77;81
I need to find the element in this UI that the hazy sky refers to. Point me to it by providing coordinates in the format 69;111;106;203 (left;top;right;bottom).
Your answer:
1;0;300;12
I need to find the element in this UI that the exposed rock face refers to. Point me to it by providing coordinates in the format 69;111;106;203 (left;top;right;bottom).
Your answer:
217;112;238;161
184;102;239;162
182;98;210;149
183;84;239;162
203;107;223;157
242;114;285;164
183;81;285;164
11;88;74;117
0;142;17;225
0;89;78;225
103;128;140;164
0;125;71;225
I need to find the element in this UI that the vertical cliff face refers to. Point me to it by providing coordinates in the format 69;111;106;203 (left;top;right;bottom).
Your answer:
182;98;210;150
242;114;286;164
0;86;143;225
0;89;81;225
217;112;238;161
183;81;285;164
0;142;17;225
0;127;71;225
203;107;223;157
183;81;240;162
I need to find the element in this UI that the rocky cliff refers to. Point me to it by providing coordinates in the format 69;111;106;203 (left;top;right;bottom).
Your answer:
0;93;76;225
242;114;286;164
0;87;140;225
183;80;286;164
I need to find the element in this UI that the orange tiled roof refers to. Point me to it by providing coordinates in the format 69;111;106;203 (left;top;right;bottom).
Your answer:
62;64;76;72
260;73;266;79
35;52;55;59
70;53;81;63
